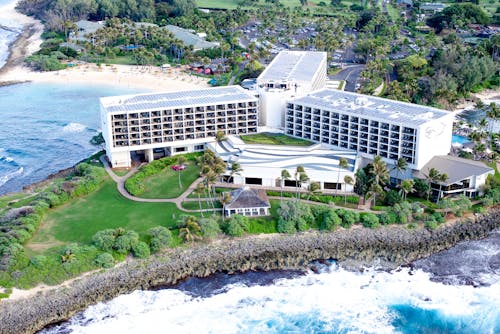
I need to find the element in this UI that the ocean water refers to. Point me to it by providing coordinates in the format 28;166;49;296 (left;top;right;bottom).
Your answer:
0;0;22;69
0;83;142;194
43;230;500;334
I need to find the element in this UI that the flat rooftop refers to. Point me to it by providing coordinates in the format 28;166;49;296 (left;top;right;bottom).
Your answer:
100;86;257;113
257;51;326;84
290;89;452;126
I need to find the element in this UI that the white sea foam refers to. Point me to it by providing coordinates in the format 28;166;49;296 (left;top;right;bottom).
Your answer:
49;265;500;334
0;166;23;188
62;122;87;133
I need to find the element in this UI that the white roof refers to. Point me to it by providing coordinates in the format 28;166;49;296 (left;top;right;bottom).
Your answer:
257;51;326;84
100;86;257;113
290;89;452;126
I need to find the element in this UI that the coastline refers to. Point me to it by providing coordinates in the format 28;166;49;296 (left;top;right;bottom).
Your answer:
0;208;498;334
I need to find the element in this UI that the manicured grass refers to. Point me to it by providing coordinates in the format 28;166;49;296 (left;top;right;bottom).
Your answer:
112;169;130;177
386;3;400;22
181;200;222;210
27;180;195;249
0;193;33;210
240;133;313;146
139;162;200;199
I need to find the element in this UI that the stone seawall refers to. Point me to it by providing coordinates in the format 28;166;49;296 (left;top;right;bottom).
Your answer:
0;209;499;334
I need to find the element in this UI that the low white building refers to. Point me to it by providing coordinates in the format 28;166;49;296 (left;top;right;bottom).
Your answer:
223;187;271;217
256;51;327;129
100;86;258;168
209;136;358;192
415;155;495;198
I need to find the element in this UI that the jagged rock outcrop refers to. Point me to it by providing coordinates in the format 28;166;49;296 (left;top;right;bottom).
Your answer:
0;209;498;334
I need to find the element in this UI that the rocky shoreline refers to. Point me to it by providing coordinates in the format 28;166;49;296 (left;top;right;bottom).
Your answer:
0;208;498;334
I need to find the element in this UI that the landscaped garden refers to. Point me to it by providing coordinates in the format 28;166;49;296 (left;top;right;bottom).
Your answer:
240;132;313;146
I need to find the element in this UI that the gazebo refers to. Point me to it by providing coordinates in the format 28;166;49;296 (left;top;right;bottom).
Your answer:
223;187;271;218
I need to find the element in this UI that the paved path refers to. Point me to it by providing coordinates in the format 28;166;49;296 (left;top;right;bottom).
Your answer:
100;155;221;213
100;155;378;214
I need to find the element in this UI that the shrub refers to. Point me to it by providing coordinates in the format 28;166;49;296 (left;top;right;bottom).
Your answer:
336;209;359;228
319;209;341;231
425;220;438;230
30;255;48;270
199;218;221;239
114;231;139;254
94;253;115;268
378;212;397;225
92;229;116;252
226;215;249;237
277;201;314;233
277;218;297;234
132;242;151;258
385;190;402;206
360;213;380;228
148;226;173;253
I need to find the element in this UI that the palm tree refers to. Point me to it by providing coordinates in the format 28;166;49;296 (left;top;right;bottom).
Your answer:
214;130;226;153
176;155;186;188
195;182;206;217
392;158;408;186
399;179;415;201
280;169;291;204
337;157;349;194
219;192;232;221
229;162;243;183
294;166;308;200
436;173;449;203
424;167;440;201
343;175;354;205
179;218;202;243
306;181;321;200
368;156;389;206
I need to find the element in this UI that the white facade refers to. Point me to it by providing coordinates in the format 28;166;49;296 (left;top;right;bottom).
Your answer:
100;86;258;168
256;51;327;129
209;136;358;192
285;89;455;172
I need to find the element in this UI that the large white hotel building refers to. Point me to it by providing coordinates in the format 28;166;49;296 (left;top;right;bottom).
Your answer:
100;50;492;196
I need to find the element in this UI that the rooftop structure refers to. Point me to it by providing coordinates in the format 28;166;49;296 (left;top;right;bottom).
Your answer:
208;136;358;192
286;89;455;170
256;51;327;128
290;89;450;126
100;86;258;168
223;187;271;217
257;51;327;84
101;86;255;114
165;25;219;51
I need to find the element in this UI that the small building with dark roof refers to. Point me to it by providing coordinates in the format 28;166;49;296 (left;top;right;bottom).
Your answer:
223;187;271;217
415;155;494;198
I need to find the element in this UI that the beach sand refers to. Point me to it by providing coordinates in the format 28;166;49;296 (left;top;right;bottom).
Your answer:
0;1;208;92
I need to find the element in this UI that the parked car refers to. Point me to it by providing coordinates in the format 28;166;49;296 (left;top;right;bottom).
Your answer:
171;165;186;171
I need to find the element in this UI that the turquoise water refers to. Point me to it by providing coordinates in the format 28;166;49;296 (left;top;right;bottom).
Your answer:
0;82;142;194
452;134;470;145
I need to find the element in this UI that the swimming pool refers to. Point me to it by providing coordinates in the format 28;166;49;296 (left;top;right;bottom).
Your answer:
452;134;470;145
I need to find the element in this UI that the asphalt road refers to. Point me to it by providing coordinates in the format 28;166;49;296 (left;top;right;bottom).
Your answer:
330;64;365;92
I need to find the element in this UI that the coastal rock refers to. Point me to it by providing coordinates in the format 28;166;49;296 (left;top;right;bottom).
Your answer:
0;209;499;334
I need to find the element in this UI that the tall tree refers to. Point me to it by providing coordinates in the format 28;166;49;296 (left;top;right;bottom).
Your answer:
399;179;415;201
392;158;408;185
176;155;186;188
343;175;354;205
219;192;232;222
280;169;291;204
337;157;349;193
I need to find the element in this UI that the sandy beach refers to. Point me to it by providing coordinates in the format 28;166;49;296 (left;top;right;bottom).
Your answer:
0;1;208;92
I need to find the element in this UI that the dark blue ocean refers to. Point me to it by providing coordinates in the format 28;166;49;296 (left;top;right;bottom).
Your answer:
0;83;141;194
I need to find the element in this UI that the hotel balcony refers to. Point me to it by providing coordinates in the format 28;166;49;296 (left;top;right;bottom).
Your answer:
217;112;226;117
349;144;358;150
360;146;367;153
380;152;388;158
370;129;378;134
389;154;398;160
163;110;172;116
381;123;389;130
295;105;303;111
313;116;321;122
140;112;150;118
131;140;140;145
151;111;160;117
322;138;329;143
361;126;368;132
164;117;173;122
141;126;151;131
403;127;415;134
174;109;183;115
370;121;379;127
391;125;400;131
153;138;162;143
142;139;152;144
207;131;215;136
129;113;139;119
369;149;377;154
360;119;368;125
322;111;329;117
380;130;389;137
175;135;184;140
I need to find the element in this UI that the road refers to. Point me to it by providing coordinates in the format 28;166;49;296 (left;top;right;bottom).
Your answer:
330;64;365;92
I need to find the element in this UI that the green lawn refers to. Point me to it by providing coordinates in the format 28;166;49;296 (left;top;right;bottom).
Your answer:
27;180;194;249
240;133;313;146
138;162;200;199
197;0;330;9
246;200;279;233
182;200;222;210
